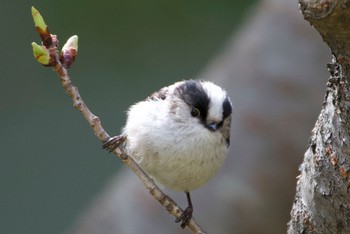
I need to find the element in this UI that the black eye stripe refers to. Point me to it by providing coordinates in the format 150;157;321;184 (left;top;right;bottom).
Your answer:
174;80;209;121
222;97;232;119
175;80;232;127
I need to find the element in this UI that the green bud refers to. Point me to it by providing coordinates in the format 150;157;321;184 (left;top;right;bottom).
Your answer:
31;7;47;33
32;42;50;65
31;6;52;46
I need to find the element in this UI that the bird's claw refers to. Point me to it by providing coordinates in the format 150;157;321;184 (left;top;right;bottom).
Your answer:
175;206;193;229
102;135;126;152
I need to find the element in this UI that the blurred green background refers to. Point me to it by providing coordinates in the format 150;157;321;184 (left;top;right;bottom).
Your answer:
1;1;256;233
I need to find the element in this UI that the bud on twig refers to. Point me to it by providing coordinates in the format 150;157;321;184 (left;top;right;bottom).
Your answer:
60;35;79;68
31;6;78;69
31;42;51;65
31;6;52;47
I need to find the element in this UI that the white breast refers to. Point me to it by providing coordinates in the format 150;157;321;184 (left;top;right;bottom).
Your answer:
123;99;228;192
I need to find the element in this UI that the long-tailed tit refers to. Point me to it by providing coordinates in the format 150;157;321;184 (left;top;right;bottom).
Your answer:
103;79;232;228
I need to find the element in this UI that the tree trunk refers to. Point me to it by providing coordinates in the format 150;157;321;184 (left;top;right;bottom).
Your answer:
288;1;350;233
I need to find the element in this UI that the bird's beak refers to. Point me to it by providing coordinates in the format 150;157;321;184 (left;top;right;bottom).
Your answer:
205;122;219;131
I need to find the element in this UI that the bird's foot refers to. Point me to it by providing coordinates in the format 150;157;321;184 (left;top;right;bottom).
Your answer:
102;135;126;152
175;205;193;229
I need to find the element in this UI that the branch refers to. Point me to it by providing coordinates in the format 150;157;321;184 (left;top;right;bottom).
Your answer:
30;7;205;234
288;1;350;233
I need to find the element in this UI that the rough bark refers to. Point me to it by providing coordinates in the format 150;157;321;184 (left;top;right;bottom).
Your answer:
288;1;350;233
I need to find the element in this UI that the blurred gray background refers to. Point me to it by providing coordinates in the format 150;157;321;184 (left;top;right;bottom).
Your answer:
1;0;330;233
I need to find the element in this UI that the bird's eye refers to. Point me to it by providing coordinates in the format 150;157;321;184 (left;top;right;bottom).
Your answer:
191;108;200;117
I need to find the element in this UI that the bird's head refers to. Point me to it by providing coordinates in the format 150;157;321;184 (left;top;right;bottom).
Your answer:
172;80;232;146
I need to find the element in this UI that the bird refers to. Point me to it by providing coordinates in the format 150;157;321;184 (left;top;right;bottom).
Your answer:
103;79;232;228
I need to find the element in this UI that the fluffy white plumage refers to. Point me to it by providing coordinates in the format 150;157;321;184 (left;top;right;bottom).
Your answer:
102;80;232;227
122;80;232;192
